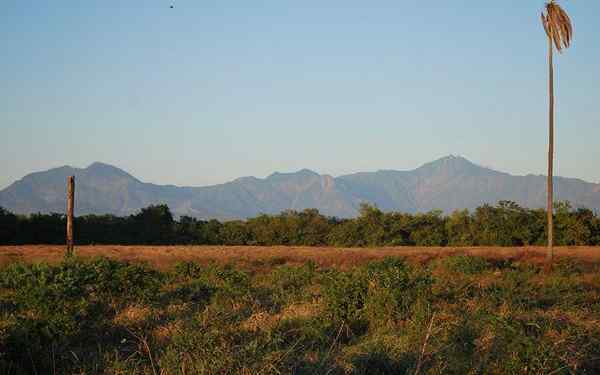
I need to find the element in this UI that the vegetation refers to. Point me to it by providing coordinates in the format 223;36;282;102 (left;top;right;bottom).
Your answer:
2;201;600;247
541;0;573;262
1;255;599;373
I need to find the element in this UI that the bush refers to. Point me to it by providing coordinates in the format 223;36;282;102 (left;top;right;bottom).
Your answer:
173;261;251;296
322;269;369;333
436;255;492;275
0;261;96;372
0;258;165;373
88;257;163;304
269;261;317;305
363;258;433;327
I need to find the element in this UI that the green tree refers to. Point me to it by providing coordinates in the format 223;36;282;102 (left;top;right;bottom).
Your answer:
327;219;364;247
175;216;200;244
0;207;17;244
446;209;474;246
472;202;543;246
196;219;224;245
220;220;252;245
554;202;593;246
384;212;412;246
295;209;331;246
409;210;447;246
247;214;279;245
356;203;387;246
130;204;175;244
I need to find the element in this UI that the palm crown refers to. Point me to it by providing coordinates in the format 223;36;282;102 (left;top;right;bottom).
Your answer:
541;1;573;52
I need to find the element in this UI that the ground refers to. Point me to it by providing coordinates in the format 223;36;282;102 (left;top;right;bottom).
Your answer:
2;245;600;373
1;245;599;270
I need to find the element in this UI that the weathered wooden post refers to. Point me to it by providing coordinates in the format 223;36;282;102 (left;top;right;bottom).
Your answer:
66;176;75;256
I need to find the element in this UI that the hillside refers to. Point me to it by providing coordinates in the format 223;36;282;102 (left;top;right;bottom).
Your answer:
1;156;600;219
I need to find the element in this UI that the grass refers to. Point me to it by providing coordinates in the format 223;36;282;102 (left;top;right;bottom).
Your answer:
1;247;600;373
2;245;600;271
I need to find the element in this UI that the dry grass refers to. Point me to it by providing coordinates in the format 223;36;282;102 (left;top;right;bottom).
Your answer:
113;305;153;326
1;245;599;271
241;301;320;333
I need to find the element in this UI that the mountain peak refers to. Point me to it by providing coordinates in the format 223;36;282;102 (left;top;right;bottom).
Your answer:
267;169;319;179
415;155;490;177
297;168;319;175
86;162;135;179
435;154;471;164
87;161;119;169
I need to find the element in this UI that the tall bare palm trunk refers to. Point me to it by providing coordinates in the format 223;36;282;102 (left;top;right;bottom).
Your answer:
541;0;572;266
547;36;554;263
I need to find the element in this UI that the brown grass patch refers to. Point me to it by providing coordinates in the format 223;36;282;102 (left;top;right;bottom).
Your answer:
113;305;153;326
1;245;599;271
241;301;320;333
241;311;275;332
153;321;183;345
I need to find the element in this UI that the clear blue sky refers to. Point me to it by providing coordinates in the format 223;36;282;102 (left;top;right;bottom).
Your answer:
2;1;599;189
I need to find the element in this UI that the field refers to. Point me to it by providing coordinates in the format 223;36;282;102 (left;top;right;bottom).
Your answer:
3;245;600;270
1;246;600;374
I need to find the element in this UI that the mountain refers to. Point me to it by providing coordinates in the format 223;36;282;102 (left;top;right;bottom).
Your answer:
2;156;600;219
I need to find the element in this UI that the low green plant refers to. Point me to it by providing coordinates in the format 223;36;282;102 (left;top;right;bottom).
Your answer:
322;269;369;333
269;261;317;305
363;258;433;327
1;255;600;374
88;257;163;304
436;255;492;275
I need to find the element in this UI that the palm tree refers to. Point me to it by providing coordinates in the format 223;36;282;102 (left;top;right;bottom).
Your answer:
541;1;573;264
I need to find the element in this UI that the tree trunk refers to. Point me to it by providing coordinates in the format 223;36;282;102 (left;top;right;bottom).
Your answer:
66;176;75;256
547;37;554;264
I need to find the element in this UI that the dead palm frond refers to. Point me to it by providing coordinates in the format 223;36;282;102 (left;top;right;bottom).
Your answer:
541;1;573;52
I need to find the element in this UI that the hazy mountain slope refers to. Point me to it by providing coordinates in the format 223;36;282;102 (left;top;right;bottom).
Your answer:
1;156;599;219
0;162;192;216
182;169;358;219
339;156;600;213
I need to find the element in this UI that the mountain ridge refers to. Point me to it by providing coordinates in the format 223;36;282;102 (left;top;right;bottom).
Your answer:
2;156;599;219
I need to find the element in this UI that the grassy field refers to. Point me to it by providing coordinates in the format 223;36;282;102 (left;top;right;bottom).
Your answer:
2;245;600;270
1;246;600;373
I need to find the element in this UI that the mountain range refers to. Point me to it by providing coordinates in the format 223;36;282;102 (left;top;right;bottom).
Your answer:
2;156;600;220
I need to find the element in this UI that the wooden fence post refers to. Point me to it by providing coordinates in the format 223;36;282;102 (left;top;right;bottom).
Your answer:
66;176;75;256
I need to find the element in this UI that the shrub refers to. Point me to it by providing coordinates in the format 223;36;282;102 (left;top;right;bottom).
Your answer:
0;261;95;373
551;258;586;276
172;261;251;298
88;257;163;304
0;258;165;373
363;258;433;327
322;270;368;333
437;255;492;275
482;268;539;310
173;260;204;280
349;350;412;375
169;279;216;305
269;261;317;305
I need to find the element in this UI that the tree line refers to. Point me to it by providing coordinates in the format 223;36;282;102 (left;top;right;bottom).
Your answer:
1;201;599;247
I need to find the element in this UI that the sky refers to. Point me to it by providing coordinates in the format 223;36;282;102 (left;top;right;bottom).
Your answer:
2;1;599;189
